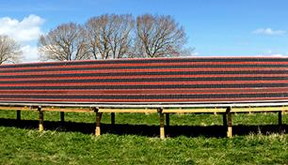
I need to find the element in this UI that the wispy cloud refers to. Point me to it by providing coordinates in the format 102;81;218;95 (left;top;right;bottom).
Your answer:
269;54;288;57
258;50;288;57
252;28;286;35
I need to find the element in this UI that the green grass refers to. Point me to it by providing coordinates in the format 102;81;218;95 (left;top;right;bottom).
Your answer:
0;111;287;165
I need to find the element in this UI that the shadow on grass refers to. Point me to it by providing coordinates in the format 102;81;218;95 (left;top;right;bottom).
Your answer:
0;118;286;138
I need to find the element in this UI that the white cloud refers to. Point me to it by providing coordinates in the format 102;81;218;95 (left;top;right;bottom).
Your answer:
0;15;45;62
0;14;44;42
269;54;287;57
20;45;39;62
258;50;288;57
192;52;199;56
252;28;286;35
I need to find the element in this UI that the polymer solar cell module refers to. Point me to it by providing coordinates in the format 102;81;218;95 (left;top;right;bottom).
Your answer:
0;57;288;104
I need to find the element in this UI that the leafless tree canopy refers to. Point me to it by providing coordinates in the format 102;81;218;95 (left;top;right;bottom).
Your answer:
38;23;91;61
85;14;134;59
0;35;22;64
135;14;187;58
38;14;189;61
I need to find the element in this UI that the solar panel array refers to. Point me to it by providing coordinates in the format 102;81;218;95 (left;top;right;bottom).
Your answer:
0;57;288;104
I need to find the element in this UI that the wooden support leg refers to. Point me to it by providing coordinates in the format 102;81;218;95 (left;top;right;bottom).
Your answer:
38;107;44;132
159;109;165;139
166;113;170;127
16;110;21;121
227;107;232;138
111;112;115;125
60;112;65;123
222;113;227;127
95;112;102;136
278;111;282;126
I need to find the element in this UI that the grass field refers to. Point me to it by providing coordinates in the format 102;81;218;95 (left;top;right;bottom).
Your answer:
0;111;287;165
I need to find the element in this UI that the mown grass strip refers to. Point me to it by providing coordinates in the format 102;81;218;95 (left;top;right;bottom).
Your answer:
0;111;287;164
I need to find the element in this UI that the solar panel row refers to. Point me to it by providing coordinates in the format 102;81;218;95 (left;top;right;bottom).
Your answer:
0;57;287;103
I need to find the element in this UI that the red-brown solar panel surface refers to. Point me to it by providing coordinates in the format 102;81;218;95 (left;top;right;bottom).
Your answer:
0;57;288;104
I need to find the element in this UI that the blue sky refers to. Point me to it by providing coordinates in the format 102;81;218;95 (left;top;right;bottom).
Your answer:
0;0;288;62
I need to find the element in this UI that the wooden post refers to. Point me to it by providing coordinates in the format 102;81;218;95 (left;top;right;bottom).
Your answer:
60;112;65;123
222;113;227;127
158;108;165;139
111;112;115;125
16;110;21;121
38;106;44;132
165;113;170;127
226;107;232;138
278;111;282;126
95;109;102;136
214;107;218;116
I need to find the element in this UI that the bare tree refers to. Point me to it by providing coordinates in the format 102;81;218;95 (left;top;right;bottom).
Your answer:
0;35;22;64
135;14;187;58
38;23;91;61
85;14;134;59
